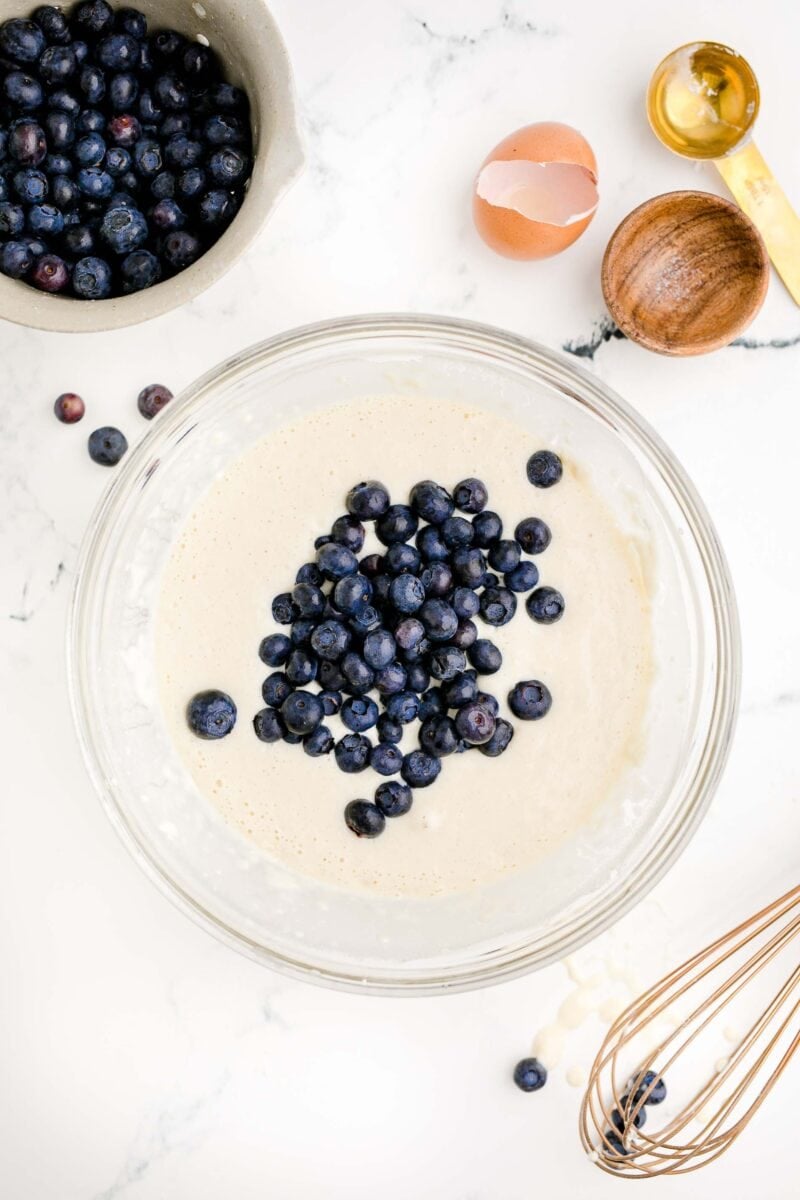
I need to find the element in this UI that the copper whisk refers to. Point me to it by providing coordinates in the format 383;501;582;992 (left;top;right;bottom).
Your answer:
579;884;800;1177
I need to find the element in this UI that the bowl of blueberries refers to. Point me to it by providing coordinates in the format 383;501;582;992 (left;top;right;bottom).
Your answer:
0;0;304;330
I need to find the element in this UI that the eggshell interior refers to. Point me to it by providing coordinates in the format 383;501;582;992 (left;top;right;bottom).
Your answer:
476;160;598;227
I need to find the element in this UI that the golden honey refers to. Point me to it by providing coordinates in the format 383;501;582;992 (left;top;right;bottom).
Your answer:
647;42;760;159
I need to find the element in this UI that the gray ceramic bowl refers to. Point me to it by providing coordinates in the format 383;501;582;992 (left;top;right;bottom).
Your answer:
0;0;304;331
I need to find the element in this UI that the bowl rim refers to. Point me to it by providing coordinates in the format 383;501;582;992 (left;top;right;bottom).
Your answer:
67;313;742;995
0;0;305;332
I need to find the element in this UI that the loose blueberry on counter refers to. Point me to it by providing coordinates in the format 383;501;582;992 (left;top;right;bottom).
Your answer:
453;477;488;514
512;1057;547;1093
442;671;478;709
420;561;453;596
303;725;334;757
359;552;384;578
363;628;396;670
54;391;85;423
292;581;326;618
451;547;485;587
451;586;480;619
340;651;375;696
349;604;381;637
526;586;565;624
341;695;379;734
479;717;514;757
280;690;323;736
385;542;421;575
285;648;317;687
409;479;454;525
488;539;521;574
319;660;346;692
319;689;342;716
331;514;365;553
253;706;283;743
136;383;174;420
451;618;477;650
416;524;449;562
515;516;552;555
441;515;474;549
346;479;390;521
385;690;420;725
429;645;467;682
526;449;563;488
310;619;351;662
376;713;403;744
344;798;385;837
629;1070;667;1105
261;671;293;709
335;733;372;774
475;691;500;715
454;701;496;745
471;509;502;547
401;749;441;788
370;742;403;776
374;779;413;817
333;572;372;614
394;616;425;652
376;503;418;546
295;562;323;586
271;591;297;626
418;688;444;721
406;661;430;694
258;633;291;667
87;424;127;465
187;689;237;739
290;619;316;648
419;714;459;758
419;598;458;642
317;541;359;581
505;560;539;593
508;680;552;721
479;586;517;627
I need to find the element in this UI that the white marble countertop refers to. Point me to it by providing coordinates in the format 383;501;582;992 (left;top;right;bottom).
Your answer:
1;1;798;1196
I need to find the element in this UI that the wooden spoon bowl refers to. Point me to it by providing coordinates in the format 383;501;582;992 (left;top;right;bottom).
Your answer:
601;191;769;355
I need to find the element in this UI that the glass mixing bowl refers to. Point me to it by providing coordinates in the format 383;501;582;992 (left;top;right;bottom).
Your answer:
68;315;740;995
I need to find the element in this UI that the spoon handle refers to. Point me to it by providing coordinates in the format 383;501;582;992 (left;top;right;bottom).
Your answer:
716;140;800;305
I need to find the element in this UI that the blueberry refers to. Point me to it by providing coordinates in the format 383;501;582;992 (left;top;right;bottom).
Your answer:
335;733;372;774
96;32;139;70
526;586;565;625
132;136;162;175
271;592;297;626
429;646;467;682
452;589;482;624
488;539;521;573
471;509;503;547
108;72;139;110
394;617;425;652
374;661;407;696
53;392;85;423
310;619;351;661
409;479;454;525
303;725;334;757
203;113;246;146
183;42;217;87
319;660;346;691
512;1058;547;1093
163;226;203;269
416;525;449;562
373;779;412;817
475;691;499;715
406;661;430;694
454;701;496;745
0;19;46;64
508;680;552;720
479;718;514;757
285;649;318;687
291;619;316;649
340;652;375;696
400;636;430;665
348;604;382;637
101;204;148;254
164;133;202;168
451;619;477;650
401;749;441;789
30;253;69;291
420;561;453;597
385;691;420;725
187;689;236;738
0;202;25;235
331;513;365;553
12;168;47;204
319;689;342;716
630;1070;667;1105
261;670;293;708
377;714;403;744
39;45;77;84
389;574;425;614
197;187;236;226
482;572;499;589
333;573;371;615
344;798;385;837
363;628;396;670
72;255;112;298
418;688;444;721
419;598;458;642
515;516;551;555
137;88;161;123
258;633;291;667
467;639;502;675
346;481;392;523
86;423;131;466
116;9;148;39
384;542;421;575
295;562;323;586
103;146;130;177
74;132;104;167
79;65;106;105
479;587;516;627
108;113;141;146
602;1132;629;1159
341;695;378;734
443;671;478;709
152;29;186;61
33;6;71;43
526;449;563;488
120;248;160;291
4;71;44;110
47;89;80;115
208;146;249;184
441;515;474;550
419;714;459;757
451;547;486;586
177;166;206;200
252;706;283;743
288;582;323;620
505;561;539;593
210;81;248;112
0;240;33;278
74;2;114;37
370;742;403;776
154;71;189;111
77;166;113;198
453;477;488;514
316;541;358;581
376;504;418;546
281;689;323;735
8;119;47;166
611;1097;647;1133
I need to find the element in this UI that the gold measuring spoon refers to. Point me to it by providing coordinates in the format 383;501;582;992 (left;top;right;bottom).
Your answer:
648;41;800;305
